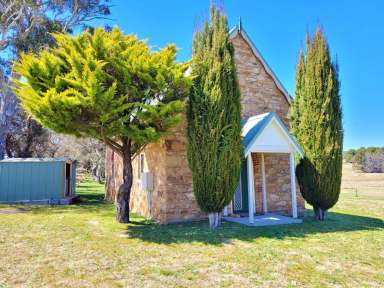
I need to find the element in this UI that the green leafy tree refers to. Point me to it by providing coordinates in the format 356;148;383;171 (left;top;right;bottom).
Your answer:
187;8;243;229
13;28;191;223
290;27;343;220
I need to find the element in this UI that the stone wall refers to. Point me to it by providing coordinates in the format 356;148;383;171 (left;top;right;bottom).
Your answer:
251;153;263;214
264;153;292;215
105;140;169;221
161;119;205;223
105;148;120;202
251;152;305;217
231;34;290;125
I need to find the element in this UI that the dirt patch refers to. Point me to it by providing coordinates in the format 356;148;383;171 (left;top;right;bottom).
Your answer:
342;162;384;188
0;207;30;214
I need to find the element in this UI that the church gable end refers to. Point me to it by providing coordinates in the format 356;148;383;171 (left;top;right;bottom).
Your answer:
231;32;290;126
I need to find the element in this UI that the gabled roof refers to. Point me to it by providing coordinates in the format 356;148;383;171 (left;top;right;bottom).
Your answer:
229;20;292;104
242;112;304;157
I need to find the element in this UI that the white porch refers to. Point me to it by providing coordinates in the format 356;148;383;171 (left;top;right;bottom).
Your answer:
224;213;302;226
225;112;304;225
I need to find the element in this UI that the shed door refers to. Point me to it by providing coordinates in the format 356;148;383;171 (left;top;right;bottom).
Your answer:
65;163;71;197
233;160;248;213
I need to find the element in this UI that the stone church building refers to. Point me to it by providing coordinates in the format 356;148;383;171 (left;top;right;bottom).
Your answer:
105;22;306;224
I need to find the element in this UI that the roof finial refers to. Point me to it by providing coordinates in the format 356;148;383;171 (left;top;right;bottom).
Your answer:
238;16;242;31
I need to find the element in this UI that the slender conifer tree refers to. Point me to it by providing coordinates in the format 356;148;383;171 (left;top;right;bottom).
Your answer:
187;8;243;229
290;27;343;220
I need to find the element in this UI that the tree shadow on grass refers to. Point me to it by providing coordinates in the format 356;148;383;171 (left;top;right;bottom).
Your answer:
27;183;112;216
20;184;383;245
75;191;105;204
122;210;384;245
29;201;114;218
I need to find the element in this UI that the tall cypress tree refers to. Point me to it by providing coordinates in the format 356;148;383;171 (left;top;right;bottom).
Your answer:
290;27;343;220
187;8;243;229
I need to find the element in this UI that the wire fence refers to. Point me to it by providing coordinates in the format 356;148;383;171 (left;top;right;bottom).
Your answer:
341;186;384;201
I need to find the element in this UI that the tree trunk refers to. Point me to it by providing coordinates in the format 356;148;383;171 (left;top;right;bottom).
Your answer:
0;120;5;160
116;140;133;223
314;206;325;221
208;212;222;229
92;163;102;183
0;82;17;160
0;135;5;160
0;87;9;160
96;164;102;183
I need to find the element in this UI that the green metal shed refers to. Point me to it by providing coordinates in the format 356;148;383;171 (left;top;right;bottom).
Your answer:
0;158;77;204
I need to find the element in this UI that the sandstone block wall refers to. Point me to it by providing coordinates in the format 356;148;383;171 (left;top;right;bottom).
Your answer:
161;120;205;223
105;140;169;221
252;153;263;214
251;152;305;217
231;34;290;125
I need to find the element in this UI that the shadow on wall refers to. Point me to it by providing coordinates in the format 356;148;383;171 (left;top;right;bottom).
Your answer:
122;209;384;245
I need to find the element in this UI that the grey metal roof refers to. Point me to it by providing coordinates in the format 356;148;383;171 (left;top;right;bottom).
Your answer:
242;112;274;151
0;157;73;163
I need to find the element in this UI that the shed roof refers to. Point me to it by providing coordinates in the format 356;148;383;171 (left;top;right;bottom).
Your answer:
0;157;73;163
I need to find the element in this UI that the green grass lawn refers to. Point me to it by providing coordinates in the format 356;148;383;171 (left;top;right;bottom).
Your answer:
0;179;383;288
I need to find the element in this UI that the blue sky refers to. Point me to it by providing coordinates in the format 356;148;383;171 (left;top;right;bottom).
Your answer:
98;0;383;150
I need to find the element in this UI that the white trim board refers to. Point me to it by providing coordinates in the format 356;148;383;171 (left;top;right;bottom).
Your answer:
243;113;304;158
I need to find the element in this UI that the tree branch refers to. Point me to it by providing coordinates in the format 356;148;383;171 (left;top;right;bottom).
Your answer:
132;143;147;160
103;137;123;157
